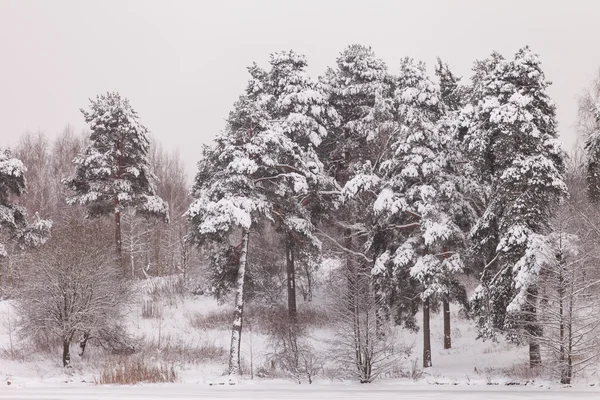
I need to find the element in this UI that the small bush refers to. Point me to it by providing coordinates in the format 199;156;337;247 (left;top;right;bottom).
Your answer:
503;363;544;382
145;340;227;364
29;331;62;354
95;358;178;385
189;310;232;331
146;277;186;302
401;358;424;381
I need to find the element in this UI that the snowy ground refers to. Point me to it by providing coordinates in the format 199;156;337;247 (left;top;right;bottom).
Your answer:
2;276;600;398
2;382;600;400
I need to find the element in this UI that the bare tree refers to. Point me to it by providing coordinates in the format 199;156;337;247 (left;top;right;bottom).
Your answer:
15;221;130;367
326;262;410;382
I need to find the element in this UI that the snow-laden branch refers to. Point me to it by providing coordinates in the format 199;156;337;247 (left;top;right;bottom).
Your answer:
316;229;373;263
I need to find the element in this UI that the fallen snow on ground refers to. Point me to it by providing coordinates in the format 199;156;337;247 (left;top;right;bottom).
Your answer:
2;275;600;396
1;382;600;400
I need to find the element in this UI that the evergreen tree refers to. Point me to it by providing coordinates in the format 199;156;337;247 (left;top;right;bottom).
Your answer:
188;52;334;377
464;47;567;367
584;105;600;202
372;58;472;367
319;47;407;376
435;58;474;350
0;149;52;258
258;50;337;320
63;92;169;263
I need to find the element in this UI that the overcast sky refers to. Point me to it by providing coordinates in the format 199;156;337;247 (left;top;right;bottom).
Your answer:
1;0;599;178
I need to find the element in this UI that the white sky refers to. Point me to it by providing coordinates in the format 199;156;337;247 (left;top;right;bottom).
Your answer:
1;0;599;177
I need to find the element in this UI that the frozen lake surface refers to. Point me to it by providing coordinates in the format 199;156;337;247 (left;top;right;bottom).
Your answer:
2;383;600;400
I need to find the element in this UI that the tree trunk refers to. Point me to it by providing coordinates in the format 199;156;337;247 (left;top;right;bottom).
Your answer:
78;331;90;357
286;231;297;322
114;201;122;258
62;338;71;368
228;228;250;377
423;297;432;368
526;287;542;368
443;298;451;349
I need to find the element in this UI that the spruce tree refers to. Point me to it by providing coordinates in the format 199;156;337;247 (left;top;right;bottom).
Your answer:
64;92;168;264
464;47;567;367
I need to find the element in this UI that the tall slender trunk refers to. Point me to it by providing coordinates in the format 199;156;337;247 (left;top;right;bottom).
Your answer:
423;297;432;368
286;231;297;322
564;266;575;384
442;249;451;349
558;262;567;383
443;298;451;349
115;200;122;257
228;228;250;377
62;338;71;368
526;287;541;368
115;131;124;269
79;331;90;357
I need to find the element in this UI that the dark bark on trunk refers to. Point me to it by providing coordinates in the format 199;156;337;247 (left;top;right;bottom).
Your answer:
78;331;90;357
62;339;71;368
526;287;542;368
423;297;432;368
228;229;250;377
115;131;124;269
443;298;451;349
286;231;297;322
115;203;122;259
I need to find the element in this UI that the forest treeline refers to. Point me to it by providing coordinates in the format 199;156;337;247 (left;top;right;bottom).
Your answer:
2;44;600;385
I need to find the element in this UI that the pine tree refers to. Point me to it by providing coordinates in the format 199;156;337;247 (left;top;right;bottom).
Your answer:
188;53;334;377
258;50;337;321
321;44;398;344
372;58;472;368
464;47;567;367
63;92;169;264
435;58;474;350
584;105;600;202
186;101;271;377
0;149;52;259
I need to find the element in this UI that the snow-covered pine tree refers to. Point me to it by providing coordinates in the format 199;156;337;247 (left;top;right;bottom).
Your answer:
0;149;52;259
322;44;396;187
434;58;475;350
259;50;337;321
188;53;333;378
322;44;398;339
435;58;465;114
584;104;600;202
63;93;169;264
372;58;472;368
463;47;567;367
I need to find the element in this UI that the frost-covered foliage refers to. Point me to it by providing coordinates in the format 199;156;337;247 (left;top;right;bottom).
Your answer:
64;92;169;222
322;44;395;185
372;58;473;316
583;103;600;202
463;47;567;340
188;50;338;266
260;50;338;249
0;149;51;257
187;51;333;243
187;51;336;377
